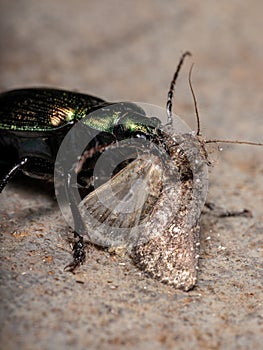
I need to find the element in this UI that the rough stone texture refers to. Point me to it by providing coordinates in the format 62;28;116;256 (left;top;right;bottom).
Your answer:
0;1;262;349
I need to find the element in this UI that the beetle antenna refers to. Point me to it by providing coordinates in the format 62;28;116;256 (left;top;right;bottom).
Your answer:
188;63;201;136
166;51;192;124
205;139;263;146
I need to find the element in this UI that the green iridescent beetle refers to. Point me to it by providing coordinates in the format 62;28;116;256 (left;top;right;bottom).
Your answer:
0;84;164;270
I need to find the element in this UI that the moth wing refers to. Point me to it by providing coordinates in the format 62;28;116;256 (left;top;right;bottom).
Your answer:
78;155;163;247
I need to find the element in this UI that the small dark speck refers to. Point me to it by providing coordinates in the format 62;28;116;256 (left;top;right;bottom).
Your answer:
76;280;85;284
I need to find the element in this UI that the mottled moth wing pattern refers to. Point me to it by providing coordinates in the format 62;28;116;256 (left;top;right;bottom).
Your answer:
130;133;208;291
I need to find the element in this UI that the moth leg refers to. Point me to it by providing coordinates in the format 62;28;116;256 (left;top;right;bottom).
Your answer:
204;202;253;218
0;157;29;193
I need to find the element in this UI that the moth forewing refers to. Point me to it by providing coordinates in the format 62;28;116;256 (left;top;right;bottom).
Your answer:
131;132;208;291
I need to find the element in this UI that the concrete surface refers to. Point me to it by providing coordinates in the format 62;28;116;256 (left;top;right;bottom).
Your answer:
0;1;262;349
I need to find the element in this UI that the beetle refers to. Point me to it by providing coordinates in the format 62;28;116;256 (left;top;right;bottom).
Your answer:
0;81;166;270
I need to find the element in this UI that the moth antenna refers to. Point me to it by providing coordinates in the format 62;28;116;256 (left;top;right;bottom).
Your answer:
166;51;191;124
188;63;201;136
205;139;263;146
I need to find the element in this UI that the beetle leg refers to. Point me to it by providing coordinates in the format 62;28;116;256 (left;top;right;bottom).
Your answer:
64;169;88;271
203;202;253;218
64;235;86;272
0;157;29;193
